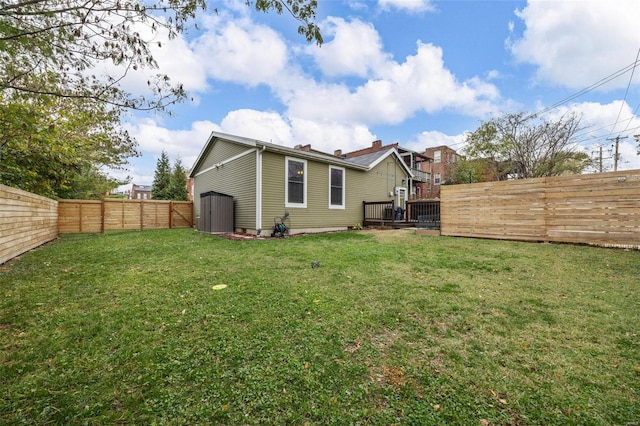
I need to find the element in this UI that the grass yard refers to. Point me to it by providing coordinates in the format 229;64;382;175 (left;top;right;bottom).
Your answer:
0;229;638;425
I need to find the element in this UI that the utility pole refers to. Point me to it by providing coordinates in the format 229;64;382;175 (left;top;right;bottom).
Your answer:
592;144;610;173
606;135;628;171
599;145;603;173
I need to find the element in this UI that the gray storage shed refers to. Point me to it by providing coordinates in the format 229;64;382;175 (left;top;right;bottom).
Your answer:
198;191;234;233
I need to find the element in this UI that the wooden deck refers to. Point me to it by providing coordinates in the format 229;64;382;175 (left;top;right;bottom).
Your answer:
362;200;440;229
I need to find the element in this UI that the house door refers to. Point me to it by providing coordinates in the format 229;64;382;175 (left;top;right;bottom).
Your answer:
396;187;407;219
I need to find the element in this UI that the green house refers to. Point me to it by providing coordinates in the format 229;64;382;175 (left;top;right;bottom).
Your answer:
189;131;412;235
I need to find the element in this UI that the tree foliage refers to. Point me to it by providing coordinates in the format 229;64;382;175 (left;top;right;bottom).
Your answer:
445;158;493;185
151;152;188;200
0;0;321;198
167;158;188;201
152;150;172;200
464;112;591;180
0;92;136;197
0;0;321;110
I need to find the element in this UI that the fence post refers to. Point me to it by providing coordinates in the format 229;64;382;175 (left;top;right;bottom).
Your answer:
100;199;105;234
140;200;144;231
121;199;125;229
79;202;83;233
391;200;395;228
169;201;174;229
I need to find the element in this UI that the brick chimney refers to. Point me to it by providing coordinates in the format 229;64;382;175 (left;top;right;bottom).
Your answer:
334;149;342;156
294;144;311;152
372;140;382;149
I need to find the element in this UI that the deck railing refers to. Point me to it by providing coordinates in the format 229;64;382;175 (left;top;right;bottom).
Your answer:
362;200;396;227
411;168;430;182
406;200;440;229
363;199;440;229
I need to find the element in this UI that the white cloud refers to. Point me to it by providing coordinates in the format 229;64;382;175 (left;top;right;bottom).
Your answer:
125;118;219;171
309;17;392;78
410;130;467;152
95;15;209;98
288;117;377;153
509;0;640;89
287;41;500;125
193;16;289;87
378;0;435;13
544;101;640;171
220;109;293;145
217;109;377;154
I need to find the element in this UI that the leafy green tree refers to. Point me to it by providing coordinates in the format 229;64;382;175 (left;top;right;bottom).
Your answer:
0;0;321;111
446;158;491;184
464;112;590;180
57;165;126;200
167;158;189;201
0;0;321;198
152;150;172;199
0;93;137;198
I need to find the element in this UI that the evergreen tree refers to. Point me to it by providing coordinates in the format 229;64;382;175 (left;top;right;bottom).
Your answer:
152;151;171;199
168;158;189;201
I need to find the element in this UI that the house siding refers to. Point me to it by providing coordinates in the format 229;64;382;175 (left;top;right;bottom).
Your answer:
352;156;407;202
261;151;406;231
198;139;253;172
193;139;256;231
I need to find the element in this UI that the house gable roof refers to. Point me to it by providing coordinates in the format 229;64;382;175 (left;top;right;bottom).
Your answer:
343;148;414;177
189;131;413;178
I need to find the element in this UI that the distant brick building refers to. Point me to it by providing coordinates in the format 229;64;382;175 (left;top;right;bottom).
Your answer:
130;184;152;200
341;140;432;200
422;146;459;198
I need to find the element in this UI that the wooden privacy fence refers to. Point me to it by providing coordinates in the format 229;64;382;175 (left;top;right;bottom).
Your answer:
58;199;193;234
0;184;58;265
440;169;640;248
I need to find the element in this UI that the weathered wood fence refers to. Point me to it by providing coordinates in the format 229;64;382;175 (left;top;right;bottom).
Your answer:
0;184;58;265
58;199;193;234
440;169;640;248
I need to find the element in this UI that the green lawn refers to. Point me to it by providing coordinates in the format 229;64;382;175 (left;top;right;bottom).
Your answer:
1;229;638;425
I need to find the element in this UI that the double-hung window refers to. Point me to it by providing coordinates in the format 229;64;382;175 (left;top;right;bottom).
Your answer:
286;157;307;208
329;166;345;209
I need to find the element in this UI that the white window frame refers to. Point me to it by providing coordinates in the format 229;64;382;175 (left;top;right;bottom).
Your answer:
328;165;345;209
434;172;441;185
434;150;441;163
285;157;307;208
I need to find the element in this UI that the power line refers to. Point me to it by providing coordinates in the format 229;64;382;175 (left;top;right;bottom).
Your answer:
433;57;640;153
606;48;640;138
523;57;640;120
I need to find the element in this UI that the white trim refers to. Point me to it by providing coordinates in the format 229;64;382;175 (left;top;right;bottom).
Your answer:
194;148;256;177
396;186;407;207
328;165;345;209
285;157;307;208
367;148;414;178
256;147;263;233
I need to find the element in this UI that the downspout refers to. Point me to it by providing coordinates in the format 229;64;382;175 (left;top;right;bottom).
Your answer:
256;144;266;235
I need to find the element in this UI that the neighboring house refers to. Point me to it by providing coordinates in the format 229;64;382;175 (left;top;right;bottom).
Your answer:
130;184;152;200
341;140;432;200
189;131;413;235
186;177;194;202
422;146;459;198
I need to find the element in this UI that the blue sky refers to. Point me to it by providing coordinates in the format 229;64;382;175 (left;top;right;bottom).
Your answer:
114;0;640;187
